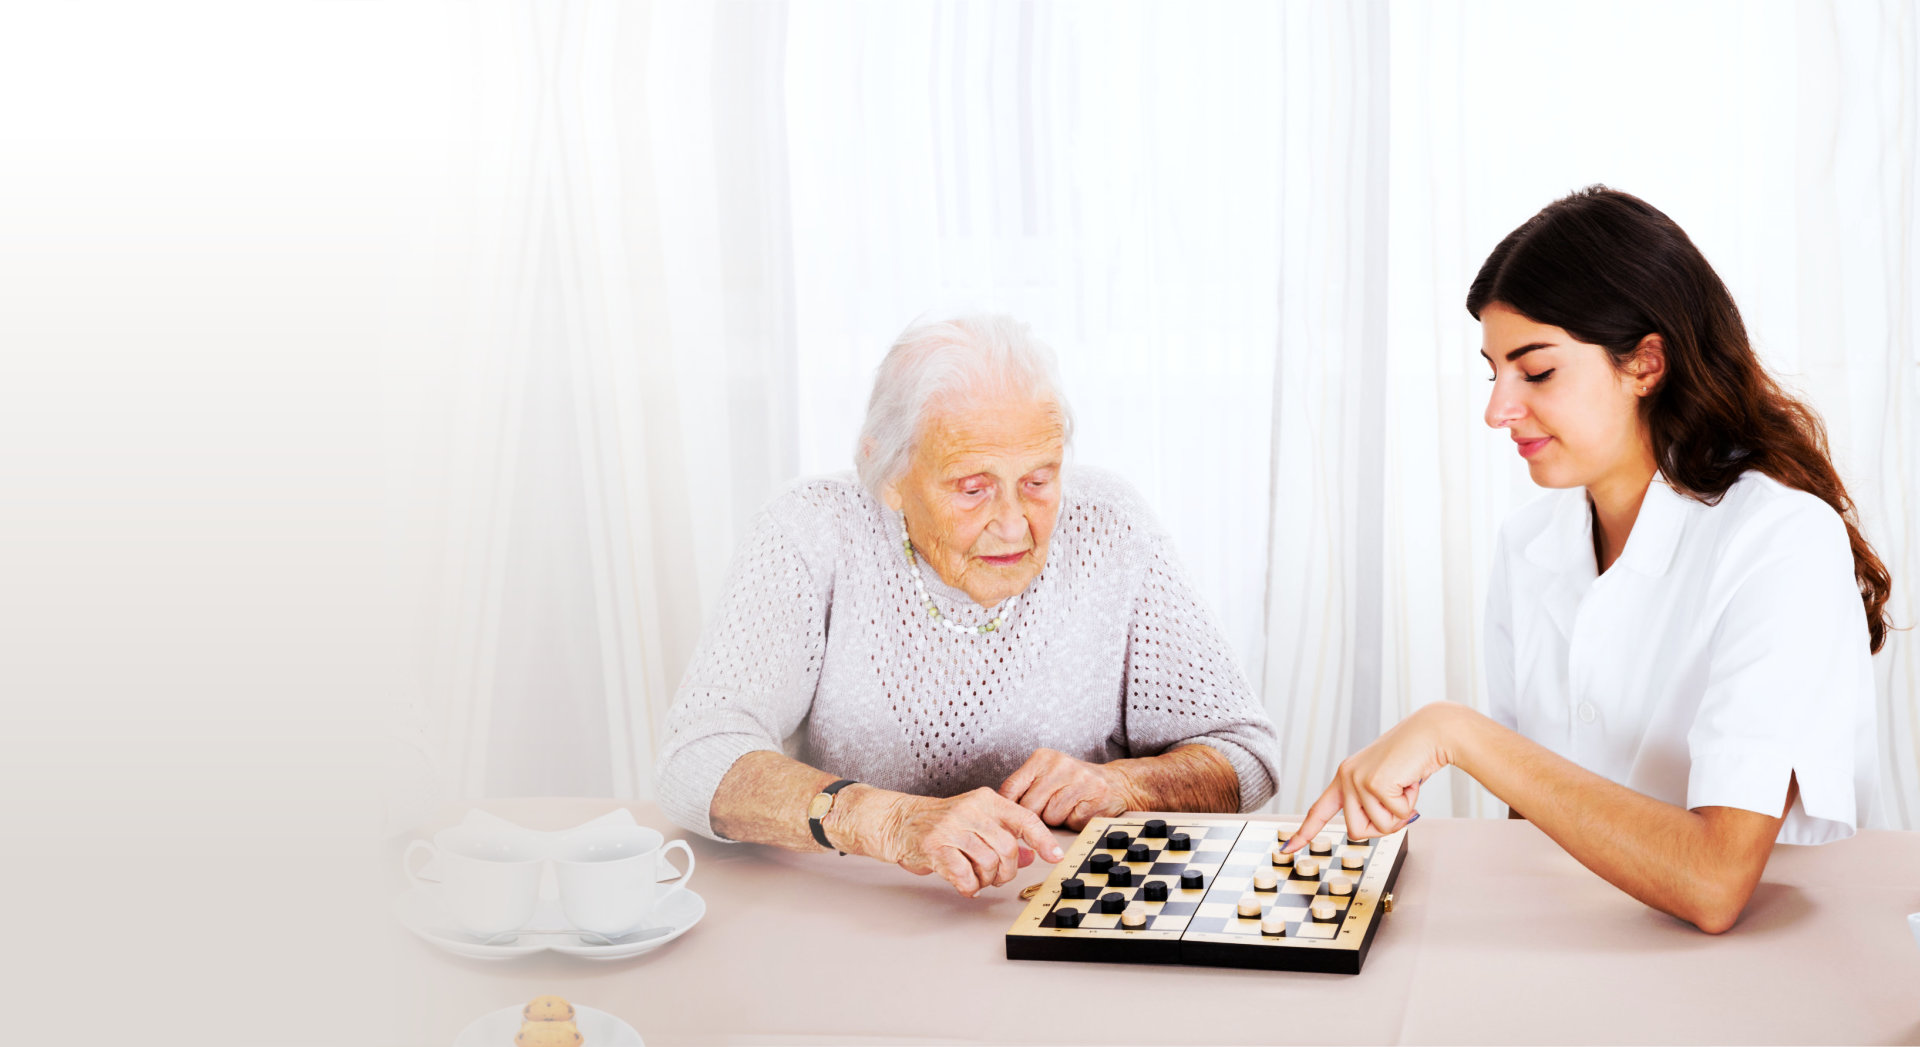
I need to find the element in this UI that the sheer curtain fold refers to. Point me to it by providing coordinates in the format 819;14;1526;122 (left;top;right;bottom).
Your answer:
430;0;801;801
428;0;1920;831
1796;0;1920;828
1259;0;1391;814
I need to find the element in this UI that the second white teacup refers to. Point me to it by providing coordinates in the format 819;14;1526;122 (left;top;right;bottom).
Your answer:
403;826;544;938
554;825;696;937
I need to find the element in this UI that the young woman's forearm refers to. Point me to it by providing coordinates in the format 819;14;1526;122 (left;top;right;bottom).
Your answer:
1446;705;1782;932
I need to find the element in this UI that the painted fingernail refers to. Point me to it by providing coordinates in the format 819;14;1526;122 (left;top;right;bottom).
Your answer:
1408;813;1422;825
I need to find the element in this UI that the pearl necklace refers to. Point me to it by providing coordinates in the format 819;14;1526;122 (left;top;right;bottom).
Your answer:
899;514;1018;635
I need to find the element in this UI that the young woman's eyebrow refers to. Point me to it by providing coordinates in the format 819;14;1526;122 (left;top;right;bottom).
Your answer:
1479;342;1556;364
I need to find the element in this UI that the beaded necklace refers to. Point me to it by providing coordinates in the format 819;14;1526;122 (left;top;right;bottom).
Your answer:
900;512;1018;635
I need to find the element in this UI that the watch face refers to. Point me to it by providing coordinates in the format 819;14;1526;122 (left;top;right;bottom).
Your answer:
807;793;834;820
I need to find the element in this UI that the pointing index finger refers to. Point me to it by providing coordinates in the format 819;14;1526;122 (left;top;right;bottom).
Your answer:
1284;783;1342;853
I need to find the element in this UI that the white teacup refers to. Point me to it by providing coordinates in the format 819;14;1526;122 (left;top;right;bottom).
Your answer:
403;826;544;937
554;825;696;937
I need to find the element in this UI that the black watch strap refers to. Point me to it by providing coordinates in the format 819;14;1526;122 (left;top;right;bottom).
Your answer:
808;778;859;850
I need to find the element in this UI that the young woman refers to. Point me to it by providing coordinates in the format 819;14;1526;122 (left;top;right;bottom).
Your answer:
1284;186;1891;933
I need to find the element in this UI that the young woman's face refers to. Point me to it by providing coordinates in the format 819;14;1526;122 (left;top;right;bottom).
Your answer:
1480;302;1653;490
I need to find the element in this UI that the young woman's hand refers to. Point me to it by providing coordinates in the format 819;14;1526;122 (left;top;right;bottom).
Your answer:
1283;702;1466;849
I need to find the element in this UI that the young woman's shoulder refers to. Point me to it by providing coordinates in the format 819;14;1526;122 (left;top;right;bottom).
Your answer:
1708;470;1850;553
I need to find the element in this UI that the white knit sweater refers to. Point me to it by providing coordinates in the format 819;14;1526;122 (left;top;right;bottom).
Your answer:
654;466;1282;842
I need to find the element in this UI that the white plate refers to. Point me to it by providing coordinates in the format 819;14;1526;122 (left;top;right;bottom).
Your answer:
394;883;705;961
453;1004;643;1047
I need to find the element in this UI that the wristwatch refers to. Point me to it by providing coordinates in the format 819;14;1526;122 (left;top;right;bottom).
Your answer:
807;778;859;851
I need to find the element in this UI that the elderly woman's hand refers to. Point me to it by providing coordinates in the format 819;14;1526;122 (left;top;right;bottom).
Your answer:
998;747;1140;830
877;788;1062;897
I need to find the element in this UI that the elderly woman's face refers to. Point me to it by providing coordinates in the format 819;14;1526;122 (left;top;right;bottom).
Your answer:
886;396;1065;607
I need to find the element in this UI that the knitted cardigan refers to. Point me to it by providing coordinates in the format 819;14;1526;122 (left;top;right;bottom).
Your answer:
655;466;1282;841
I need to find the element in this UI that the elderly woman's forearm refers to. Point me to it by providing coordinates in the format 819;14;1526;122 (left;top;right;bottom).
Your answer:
709;750;865;853
1107;744;1240;814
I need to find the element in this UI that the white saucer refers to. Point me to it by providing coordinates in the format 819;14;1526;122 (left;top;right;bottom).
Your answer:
394;884;706;961
453;1004;643;1047
551;888;705;960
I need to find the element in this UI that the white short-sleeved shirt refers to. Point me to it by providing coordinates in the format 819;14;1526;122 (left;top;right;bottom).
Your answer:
1484;470;1877;845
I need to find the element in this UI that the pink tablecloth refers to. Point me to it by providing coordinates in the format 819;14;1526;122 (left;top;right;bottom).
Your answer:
399;801;1920;1045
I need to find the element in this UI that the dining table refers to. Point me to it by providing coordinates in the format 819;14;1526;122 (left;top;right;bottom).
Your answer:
396;799;1920;1045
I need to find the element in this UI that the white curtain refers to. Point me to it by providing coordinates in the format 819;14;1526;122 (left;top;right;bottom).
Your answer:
1371;0;1918;824
419;0;1920;830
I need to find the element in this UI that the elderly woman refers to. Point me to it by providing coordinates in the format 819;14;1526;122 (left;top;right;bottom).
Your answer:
655;313;1281;897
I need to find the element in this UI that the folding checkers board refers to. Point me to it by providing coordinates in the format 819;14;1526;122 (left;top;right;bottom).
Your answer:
1005;815;1408;975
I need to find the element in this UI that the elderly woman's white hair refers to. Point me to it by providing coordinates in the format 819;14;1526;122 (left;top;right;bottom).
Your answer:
854;313;1076;497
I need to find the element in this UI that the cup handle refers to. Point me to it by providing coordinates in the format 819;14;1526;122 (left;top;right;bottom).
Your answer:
656;840;696;903
402;839;440;889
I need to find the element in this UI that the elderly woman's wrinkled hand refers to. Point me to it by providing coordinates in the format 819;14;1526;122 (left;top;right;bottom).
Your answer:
879;788;1063;897
998;747;1139;830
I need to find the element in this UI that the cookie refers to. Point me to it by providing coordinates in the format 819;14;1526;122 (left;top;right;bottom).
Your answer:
515;1020;583;1047
523;995;575;1022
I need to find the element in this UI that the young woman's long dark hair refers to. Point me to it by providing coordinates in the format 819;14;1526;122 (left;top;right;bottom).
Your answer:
1466;185;1894;654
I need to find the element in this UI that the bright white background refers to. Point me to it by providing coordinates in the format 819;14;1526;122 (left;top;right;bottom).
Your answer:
404;0;1915;826
0;3;1914;1041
